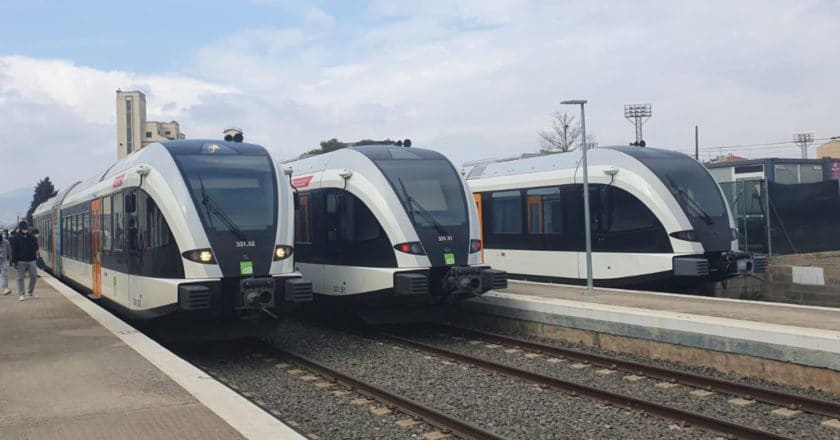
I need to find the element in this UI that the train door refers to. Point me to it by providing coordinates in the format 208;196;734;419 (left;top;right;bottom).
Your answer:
294;192;324;294
91;199;102;298
101;191;131;303
577;185;605;281
125;191;140;307
473;193;484;262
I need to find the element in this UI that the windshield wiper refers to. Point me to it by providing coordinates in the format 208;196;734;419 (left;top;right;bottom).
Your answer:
397;178;448;235
667;177;714;225
199;176;248;241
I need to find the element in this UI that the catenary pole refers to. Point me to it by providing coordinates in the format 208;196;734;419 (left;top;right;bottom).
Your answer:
562;100;593;295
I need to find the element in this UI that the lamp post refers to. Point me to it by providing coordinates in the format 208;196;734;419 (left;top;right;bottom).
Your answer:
561;99;593;295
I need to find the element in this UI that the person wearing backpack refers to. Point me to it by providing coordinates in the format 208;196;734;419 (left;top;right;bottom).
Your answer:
10;221;39;301
0;232;10;295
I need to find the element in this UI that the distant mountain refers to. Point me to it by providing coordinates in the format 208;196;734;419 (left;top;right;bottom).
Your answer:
0;187;32;227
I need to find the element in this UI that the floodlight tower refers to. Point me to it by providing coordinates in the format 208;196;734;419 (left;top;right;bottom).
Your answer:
624;104;652;146
793;132;814;159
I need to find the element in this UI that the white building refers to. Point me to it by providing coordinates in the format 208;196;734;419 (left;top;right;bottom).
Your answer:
116;90;185;159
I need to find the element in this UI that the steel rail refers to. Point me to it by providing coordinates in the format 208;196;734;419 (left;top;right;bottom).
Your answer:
274;347;509;440
446;326;840;419
381;333;794;440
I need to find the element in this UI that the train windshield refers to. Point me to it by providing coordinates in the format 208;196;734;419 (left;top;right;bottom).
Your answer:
176;154;277;233
376;158;468;228
617;147;727;222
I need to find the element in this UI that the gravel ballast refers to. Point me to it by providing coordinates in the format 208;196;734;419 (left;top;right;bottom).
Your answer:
261;320;718;440
400;326;837;440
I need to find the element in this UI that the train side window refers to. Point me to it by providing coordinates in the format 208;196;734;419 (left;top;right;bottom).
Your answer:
112;192;124;251
135;190;184;278
491;190;522;234
72;214;79;260
83;212;91;262
295;194;311;243
326;192;339;214
607;187;656;232
526;187;562;234
324;190;394;267
103;196;112;251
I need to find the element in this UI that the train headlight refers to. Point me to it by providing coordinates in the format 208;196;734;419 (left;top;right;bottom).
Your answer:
274;245;294;261
669;230;699;242
183;248;216;264
469;239;482;253
394;242;425;255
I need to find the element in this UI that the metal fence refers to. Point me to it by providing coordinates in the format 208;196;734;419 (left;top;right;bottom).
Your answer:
718;179;840;256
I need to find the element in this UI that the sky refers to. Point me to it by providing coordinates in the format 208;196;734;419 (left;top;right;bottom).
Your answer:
0;0;839;194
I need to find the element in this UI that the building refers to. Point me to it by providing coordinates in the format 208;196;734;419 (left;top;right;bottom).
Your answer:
706;157;838;184
116;90;185;159
706;153;748;164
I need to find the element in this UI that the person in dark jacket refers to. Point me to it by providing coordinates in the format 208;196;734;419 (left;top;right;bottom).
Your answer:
11;221;39;301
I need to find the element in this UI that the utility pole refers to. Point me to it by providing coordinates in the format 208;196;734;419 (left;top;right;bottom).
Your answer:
624;104;652;146
561;99;593;295
695;125;699;160
793;132;814;159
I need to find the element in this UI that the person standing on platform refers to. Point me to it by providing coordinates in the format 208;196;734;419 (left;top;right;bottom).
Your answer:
10;221;38;301
0;232;10;295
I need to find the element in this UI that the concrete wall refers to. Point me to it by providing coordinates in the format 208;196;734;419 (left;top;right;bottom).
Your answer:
714;251;840;307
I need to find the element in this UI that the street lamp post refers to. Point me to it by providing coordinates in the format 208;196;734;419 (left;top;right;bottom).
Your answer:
561;99;593;295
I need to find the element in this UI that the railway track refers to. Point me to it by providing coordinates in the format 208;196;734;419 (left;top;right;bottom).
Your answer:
273;346;509;440
443;326;840;419
379;332;796;440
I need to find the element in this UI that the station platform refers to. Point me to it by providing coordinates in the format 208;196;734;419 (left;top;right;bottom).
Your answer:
0;271;303;440
463;280;840;393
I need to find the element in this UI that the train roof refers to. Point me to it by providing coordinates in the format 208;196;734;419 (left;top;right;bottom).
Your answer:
37;139;270;213
158;139;269;156
285;145;450;174
464;146;692;180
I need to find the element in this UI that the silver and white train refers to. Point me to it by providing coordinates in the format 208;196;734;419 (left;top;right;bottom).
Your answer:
284;143;507;307
464;146;766;291
33;139;312;322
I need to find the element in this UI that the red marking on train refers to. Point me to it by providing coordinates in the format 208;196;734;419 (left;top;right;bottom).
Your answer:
113;174;126;188
292;176;313;188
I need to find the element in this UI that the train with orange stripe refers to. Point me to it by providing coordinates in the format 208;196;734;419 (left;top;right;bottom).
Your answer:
282;141;506;310
32;139;312;323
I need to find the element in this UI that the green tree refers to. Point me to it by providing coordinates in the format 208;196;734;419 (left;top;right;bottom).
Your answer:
26;177;58;226
306;138;399;155
306;138;349;155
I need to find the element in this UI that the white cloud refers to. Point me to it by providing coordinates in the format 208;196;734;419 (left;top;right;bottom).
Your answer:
304;7;335;27
181;0;840;165
0;55;237;190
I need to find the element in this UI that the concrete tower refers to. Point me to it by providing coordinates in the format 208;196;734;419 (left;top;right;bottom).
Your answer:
116;90;147;159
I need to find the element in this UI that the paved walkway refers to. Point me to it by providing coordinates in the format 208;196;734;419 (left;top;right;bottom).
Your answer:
0;271;291;440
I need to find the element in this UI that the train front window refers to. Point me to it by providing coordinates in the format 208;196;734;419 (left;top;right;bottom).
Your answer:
617;147;727;222
375;159;468;228
176;154;277;233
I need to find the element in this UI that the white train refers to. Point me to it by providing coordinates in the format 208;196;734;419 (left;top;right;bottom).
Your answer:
33;139;312;322
284;143;507;307
464;146;766;291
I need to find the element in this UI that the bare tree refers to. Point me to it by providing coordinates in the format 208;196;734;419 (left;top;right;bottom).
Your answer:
538;111;581;152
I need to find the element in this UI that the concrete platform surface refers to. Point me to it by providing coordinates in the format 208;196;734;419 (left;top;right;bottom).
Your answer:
465;280;840;372
0;272;303;440
503;280;840;330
